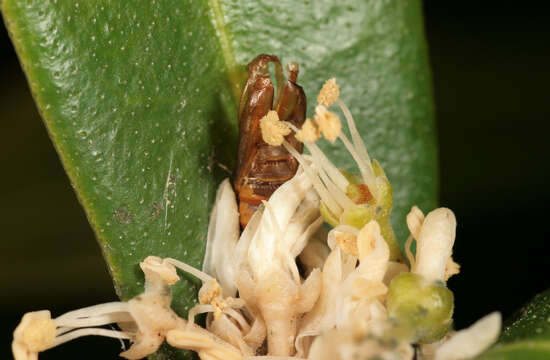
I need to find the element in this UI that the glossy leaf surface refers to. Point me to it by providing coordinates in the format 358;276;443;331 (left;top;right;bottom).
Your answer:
2;0;437;357
477;288;550;359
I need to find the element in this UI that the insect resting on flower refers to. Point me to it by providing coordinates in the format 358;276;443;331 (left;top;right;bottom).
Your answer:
234;54;306;229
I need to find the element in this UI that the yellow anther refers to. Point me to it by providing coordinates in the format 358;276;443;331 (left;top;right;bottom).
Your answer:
295;118;321;143
317;78;340;107
259;110;291;146
212;298;228;321
199;280;223;305
314;105;341;143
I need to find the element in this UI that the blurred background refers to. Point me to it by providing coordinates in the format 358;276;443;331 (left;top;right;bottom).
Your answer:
1;2;549;358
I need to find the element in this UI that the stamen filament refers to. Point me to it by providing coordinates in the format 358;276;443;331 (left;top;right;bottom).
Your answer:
281;121;300;133
284;119;349;195
53;328;130;347
282;140;342;217
224;308;251;332
165;258;214;283
338;132;378;202
188;304;215;325
336;98;373;166
54;302;131;324
308;145;356;210
55;312;134;329
307;142;349;191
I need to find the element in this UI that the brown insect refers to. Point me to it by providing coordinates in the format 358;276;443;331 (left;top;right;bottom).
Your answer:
234;54;307;228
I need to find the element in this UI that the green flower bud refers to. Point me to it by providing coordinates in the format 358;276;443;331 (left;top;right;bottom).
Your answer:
387;272;454;343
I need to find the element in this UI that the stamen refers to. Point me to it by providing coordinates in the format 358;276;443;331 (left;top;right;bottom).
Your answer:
295;118;321;143
336;98;373;168
53;328;130;347
281;140;342;217
188;304;215;325
308;145;355;210
260;110;291;146
54;302;131;326
55;312;134;329
282;120;349;203
165;258;214;283
317;78;340;107
282;120;300;133
314;105;341;143
337;132;378;202
306;142;349;191
224;308;251;333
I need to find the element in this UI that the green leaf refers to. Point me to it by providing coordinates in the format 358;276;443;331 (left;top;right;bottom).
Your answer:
500;288;550;343
2;0;436;358
221;1;438;240
476;343;550;360
477;288;550;359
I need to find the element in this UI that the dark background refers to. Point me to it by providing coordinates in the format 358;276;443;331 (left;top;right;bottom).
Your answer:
1;2;549;359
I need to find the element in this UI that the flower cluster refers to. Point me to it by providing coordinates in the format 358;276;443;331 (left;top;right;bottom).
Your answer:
12;79;501;360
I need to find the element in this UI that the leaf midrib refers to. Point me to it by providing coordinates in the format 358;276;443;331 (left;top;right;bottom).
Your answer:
207;0;243;103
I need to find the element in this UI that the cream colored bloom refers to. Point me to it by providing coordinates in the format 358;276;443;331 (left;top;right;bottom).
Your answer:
241;169;323;356
12;256;180;360
11;77;500;360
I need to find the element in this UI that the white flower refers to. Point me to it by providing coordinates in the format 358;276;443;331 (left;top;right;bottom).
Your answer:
12;256;181;360
296;220;406;357
244;169;324;356
11;75;502;360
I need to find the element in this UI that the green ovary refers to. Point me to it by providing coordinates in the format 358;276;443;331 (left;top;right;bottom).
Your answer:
319;162;405;262
387;272;454;343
